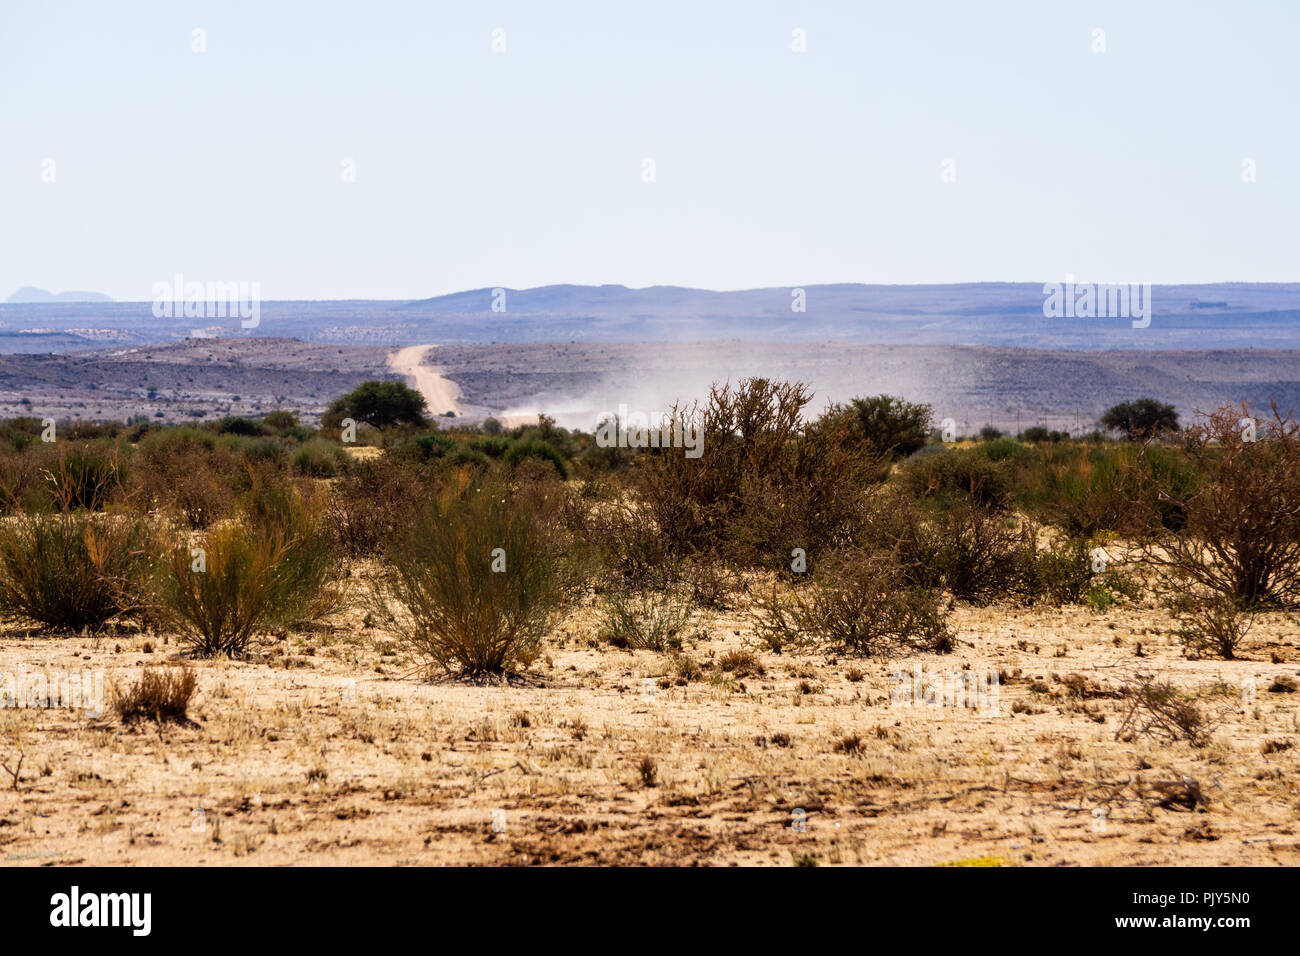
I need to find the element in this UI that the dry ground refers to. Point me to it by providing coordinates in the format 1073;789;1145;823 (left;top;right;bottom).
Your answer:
1;594;1298;867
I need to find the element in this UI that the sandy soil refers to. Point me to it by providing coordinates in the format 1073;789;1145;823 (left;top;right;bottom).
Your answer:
1;590;1297;867
387;345;463;418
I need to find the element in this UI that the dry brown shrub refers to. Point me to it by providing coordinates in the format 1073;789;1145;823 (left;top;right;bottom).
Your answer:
1139;402;1300;608
113;667;198;726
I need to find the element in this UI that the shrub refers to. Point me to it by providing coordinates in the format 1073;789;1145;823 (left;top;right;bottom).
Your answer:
262;410;299;431
0;510;155;631
237;484;345;627
717;648;763;677
468;436;512;459
1115;676;1209;743
233;436;288;466
44;444;126;511
397;433;457;463
446;447;493;471
368;477;582;677
504;439;569;479
898;448;1012;511
326;458;438;558
1018;441;1193;536
755;551;952;656
216;416;267;437
864;495;1037;605
927;504;1037;605
156;488;340;654
598;588;694;651
1170;594;1254;660
113;667;198;726
131;427;242;528
976;436;1030;464
636;378;881;568
0;445;52;513
291;439;349;478
1140;403;1300;608
578;497;680;590
1025;535;1094;605
157;525;290;655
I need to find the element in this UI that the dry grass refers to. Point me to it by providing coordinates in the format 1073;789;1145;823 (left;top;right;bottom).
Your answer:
113;667;199;726
0;588;1297;866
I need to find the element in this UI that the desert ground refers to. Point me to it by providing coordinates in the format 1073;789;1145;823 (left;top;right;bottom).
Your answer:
2;587;1297;866
4;338;1300;435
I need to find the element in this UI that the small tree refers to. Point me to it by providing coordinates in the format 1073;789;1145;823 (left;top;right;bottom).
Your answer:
1101;398;1179;440
845;395;933;459
324;380;428;429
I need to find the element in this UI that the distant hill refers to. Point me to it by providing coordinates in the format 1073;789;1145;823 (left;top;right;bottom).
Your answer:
6;286;113;303
1;282;1299;351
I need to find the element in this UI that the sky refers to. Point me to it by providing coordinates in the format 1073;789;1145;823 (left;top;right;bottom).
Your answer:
1;0;1297;300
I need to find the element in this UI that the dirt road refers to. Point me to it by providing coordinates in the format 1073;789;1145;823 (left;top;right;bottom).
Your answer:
387;344;463;417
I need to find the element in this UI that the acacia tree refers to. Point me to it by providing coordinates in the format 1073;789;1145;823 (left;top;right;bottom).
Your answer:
1101;398;1180;440
323;380;428;429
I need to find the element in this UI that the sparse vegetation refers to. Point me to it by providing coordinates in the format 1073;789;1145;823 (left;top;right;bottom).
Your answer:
113;667;198;725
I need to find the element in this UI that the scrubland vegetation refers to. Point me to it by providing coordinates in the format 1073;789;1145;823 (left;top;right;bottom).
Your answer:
0;381;1296;668
0;380;1297;865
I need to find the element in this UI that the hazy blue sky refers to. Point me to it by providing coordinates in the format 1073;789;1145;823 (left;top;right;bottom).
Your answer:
2;0;1296;300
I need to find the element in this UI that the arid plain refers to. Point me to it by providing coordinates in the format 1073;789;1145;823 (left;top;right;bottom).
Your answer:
2;589;1297;866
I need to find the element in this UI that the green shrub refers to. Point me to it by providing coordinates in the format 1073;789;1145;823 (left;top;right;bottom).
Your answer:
1024;535;1094;605
44;444;126;511
1101;398;1179;440
156;524;294;655
216;416;268;437
0;510;155;631
898;448;1013;511
504;439;570;479
291;439;349;478
237;484;346;627
841;394;933;459
392;432;457;464
262;410;299;431
157;487;342;654
367;478;581;677
1016;442;1194;536
976;436;1030;464
468;436;512;459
